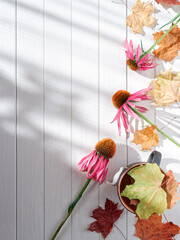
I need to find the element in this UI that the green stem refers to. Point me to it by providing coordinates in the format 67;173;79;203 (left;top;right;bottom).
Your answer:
139;18;180;60
128;105;180;148
50;179;91;240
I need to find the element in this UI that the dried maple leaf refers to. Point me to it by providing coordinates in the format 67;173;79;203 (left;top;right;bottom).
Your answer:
135;213;180;240
130;199;140;207
132;125;159;151
162;170;180;209
88;198;123;239
153;25;180;61
155;0;180;5
121;163;167;220
127;0;156;34
149;69;180;106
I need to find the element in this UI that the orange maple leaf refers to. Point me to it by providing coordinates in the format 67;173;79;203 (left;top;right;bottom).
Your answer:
132;125;159;151
153;25;180;61
162;170;180;209
135;213;180;240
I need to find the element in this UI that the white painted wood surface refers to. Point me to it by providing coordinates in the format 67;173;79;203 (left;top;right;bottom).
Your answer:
0;0;180;239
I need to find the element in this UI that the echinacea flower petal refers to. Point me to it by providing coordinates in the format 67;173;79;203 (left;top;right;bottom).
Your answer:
140;95;150;100
129;40;134;56
78;139;115;184
80;154;95;172
126;100;135;108
124;38;129;49
125;39;134;60
99;159;109;184
77;151;95;171
125;50;134;60
117;116;121;135
137;53;150;65
139;65;158;71
130;87;153;98
87;156;103;180
112;87;150;135
111;107;122;123
124;39;157;71
121;111;130;132
135;105;148;113
128;96;142;102
96;156;107;181
136;45;141;63
87;152;99;176
123;104;140;120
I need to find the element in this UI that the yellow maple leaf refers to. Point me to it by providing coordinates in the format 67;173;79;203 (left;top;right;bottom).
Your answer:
132;125;159;151
127;0;156;34
149;69;180;106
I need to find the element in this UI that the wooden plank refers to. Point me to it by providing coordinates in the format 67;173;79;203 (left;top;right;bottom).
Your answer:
71;0;99;239
44;0;72;240
127;0;156;238
99;0;127;239
155;4;180;239
16;0;44;239
0;1;16;240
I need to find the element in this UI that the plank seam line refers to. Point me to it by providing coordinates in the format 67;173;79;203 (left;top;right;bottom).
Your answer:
15;0;18;239
43;0;46;239
71;0;73;239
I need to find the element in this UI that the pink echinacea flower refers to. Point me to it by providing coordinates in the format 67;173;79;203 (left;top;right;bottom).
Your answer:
111;87;153;135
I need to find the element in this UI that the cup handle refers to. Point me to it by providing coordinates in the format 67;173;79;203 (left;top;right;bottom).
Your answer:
147;151;162;166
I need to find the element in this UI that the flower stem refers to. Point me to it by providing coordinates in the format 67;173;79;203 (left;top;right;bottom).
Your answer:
139;17;180;60
50;179;91;240
128;105;180;148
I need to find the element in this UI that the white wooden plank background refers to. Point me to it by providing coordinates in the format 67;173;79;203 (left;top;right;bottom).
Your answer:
0;0;180;239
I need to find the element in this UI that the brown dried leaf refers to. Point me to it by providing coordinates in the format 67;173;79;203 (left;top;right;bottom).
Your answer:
132;125;159;151
162;170;180;209
153;25;180;61
130;199;140;207
127;0;156;34
135;213;180;240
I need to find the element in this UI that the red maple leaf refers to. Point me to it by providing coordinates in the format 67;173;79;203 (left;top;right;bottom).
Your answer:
155;0;180;5
135;213;180;240
88;198;124;239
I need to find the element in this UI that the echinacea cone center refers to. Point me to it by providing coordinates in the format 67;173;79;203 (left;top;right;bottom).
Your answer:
95;138;116;159
112;90;130;109
127;59;138;71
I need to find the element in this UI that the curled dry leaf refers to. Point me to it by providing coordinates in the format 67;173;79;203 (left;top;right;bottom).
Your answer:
121;163;167;220
127;0;156;34
162;170;180;209
88;198;124;239
132;125;159;151
153;25;180;61
149;69;180;106
135;213;180;240
130;199;140;207
155;0;180;5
